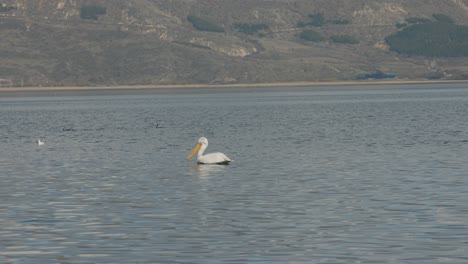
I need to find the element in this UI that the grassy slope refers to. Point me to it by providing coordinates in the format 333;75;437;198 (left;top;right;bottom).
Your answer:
0;0;467;86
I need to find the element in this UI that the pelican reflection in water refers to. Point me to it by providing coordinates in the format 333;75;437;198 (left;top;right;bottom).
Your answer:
191;164;226;177
186;137;232;165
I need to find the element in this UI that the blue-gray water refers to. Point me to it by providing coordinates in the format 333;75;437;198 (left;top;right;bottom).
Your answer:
1;84;467;263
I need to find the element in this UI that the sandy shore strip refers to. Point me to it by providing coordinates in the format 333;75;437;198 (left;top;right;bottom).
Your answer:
1;79;467;92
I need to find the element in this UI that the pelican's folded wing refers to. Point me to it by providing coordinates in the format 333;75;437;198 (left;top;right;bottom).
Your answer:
198;152;232;164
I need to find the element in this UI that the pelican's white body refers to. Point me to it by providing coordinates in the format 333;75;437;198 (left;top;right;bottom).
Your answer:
187;137;232;165
197;150;232;165
37;139;45;146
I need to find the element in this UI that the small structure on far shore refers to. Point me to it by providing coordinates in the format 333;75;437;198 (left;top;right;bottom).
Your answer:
0;79;13;87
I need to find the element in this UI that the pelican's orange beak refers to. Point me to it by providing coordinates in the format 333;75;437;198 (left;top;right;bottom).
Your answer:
186;143;202;160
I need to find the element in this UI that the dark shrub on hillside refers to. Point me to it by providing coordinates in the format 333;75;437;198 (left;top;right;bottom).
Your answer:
297;21;308;28
234;23;269;35
308;13;325;27
330;35;359;44
432;14;454;24
299;29;324;42
329;19;350;25
386;22;468;57
298;14;351;28
80;5;106;20
405;17;432;24
187;15;224;33
395;22;408;29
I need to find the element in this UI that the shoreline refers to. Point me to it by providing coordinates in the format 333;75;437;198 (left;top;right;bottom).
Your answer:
1;79;467;92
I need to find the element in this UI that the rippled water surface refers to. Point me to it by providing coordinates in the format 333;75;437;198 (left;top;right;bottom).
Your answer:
1;84;468;263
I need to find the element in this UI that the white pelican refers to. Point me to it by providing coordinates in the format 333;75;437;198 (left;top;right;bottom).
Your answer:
37;139;45;146
186;137;232;165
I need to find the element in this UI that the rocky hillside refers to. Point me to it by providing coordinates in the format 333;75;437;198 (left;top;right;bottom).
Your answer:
1;0;468;86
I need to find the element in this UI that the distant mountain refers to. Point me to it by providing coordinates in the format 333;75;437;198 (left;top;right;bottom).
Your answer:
1;0;467;87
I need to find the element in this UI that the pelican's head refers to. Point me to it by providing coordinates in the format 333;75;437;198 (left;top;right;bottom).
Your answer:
186;137;208;160
198;137;208;146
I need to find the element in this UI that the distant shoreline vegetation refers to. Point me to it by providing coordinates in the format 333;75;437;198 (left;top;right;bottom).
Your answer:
387;14;468;57
356;71;397;80
0;5;17;12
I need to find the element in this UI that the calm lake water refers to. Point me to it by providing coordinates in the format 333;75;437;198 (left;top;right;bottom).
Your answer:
1;84;467;263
